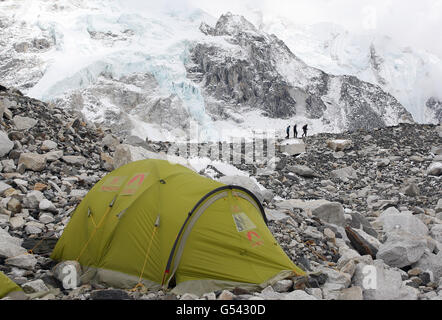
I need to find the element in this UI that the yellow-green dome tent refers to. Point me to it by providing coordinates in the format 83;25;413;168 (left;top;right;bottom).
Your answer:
0;271;22;299
51;159;304;295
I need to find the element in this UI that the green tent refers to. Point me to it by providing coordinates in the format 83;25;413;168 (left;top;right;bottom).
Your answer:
0;271;22;299
51;159;304;295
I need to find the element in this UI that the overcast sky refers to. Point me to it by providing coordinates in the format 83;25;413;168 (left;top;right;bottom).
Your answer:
186;0;442;58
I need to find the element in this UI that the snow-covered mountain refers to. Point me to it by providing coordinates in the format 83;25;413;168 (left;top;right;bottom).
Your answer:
0;0;416;142
261;18;442;124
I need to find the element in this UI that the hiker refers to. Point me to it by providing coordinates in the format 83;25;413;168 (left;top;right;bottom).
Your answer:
293;124;298;138
302;124;308;138
286;125;290;139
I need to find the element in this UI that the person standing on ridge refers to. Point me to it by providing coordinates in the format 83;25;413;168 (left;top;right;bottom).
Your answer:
293;124;298;138
286;125;290;139
302;124;308;138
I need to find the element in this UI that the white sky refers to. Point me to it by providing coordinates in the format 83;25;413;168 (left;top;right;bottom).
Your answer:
187;0;442;58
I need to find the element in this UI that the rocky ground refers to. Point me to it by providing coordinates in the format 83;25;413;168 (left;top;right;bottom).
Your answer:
1;86;442;300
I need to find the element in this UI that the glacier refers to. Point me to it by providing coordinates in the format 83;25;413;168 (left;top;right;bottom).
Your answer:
1;0;221;140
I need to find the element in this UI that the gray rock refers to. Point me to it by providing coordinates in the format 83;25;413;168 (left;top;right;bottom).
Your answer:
327;140;353;152
428;162;442;176
53;261;82;289
377;158;391;167
62;155;87;166
338;286;363;300
272;279;293;293
330;166;358;182
18;153;47;172
430;225;442;243
281;290;318;300
218;290;235;300
45;150;63;162
412;251;442;283
41;140;58;151
5;254;38;270
0;130;14;157
39;212;55;224
23;190;45;209
403;183;420;197
353;260;418;300
0;181;12;196
13;116;37;131
102;134;120;150
288;165;317;178
39;199;57;213
22;279;48;294
0;227;26;258
375;209;429;237
114;144;165;168
311;202;346;227
9;216;25;229
377;231;428;268
280;142;306;155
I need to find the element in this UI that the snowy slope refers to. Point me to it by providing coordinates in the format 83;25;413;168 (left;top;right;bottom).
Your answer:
261;19;442;124
0;1;417;142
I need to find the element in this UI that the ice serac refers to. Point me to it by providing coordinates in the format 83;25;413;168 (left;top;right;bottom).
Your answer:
188;13;413;132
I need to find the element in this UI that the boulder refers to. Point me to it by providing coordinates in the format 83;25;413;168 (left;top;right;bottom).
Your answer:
402;183;420;197
40;140;58;151
13;116;37;131
327;140;353;152
377;230;428;268
430;225;442;243
39;199;57;213
288;165;318;178
23;190;45;209
45;150;63;162
62;155;87;166
18;153;47;171
0;227;26;258
0;130;14;157
114;144;165;169
428;162;442;176
0;181;12;196
375;209;429;237
412;251;442;283
338;286;363;300
22;280;49;294
272;279;293;293
53;261;82;289
330;166;358;182
5;254;38;270
281;290;318;300
353;260;418;300
280;142;306;155
311;202;346;227
102;134;120;150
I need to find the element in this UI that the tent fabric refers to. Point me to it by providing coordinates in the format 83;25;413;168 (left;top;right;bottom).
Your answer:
51;159;304;294
0;271;22;299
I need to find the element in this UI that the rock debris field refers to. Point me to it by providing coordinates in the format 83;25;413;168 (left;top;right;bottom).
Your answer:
1;87;441;300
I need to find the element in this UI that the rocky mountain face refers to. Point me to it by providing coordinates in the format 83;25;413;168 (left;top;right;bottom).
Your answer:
1;87;441;300
0;3;414;139
188;13;414;132
261;19;442;125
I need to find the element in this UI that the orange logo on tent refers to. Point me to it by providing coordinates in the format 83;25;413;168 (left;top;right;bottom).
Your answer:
101;176;126;192
121;173;149;195
247;231;264;247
